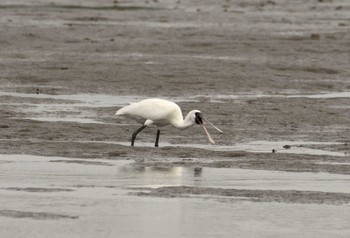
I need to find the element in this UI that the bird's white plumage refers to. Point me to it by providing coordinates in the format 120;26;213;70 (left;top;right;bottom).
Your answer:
116;98;222;146
116;98;188;128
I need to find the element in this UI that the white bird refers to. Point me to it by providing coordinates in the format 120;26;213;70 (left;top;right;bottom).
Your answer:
115;98;223;147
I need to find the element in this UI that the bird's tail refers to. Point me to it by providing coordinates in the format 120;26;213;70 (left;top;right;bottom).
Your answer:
115;108;125;116
115;102;135;116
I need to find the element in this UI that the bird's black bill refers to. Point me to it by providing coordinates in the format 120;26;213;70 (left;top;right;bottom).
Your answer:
202;117;223;134
195;112;223;144
201;124;215;144
195;112;215;144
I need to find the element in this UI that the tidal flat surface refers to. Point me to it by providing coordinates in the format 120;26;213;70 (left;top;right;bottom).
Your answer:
0;154;350;238
0;0;350;237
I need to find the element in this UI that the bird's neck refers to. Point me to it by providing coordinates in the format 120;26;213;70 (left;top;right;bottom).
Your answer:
171;113;194;130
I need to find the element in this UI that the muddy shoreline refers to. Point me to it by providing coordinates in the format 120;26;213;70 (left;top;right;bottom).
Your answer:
0;0;350;237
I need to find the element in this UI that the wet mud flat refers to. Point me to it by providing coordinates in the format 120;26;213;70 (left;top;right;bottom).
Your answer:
0;0;350;237
1;154;350;238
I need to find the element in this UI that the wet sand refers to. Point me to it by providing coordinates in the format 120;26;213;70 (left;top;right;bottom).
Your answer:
0;0;350;237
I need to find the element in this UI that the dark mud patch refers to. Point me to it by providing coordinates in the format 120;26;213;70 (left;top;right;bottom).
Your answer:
70;16;111;22
0;210;78;220
135;186;350;205
0;4;158;11
3;187;74;193
1;137;349;175
52;4;158;11
50;159;114;166
72;184;116;188
271;66;341;75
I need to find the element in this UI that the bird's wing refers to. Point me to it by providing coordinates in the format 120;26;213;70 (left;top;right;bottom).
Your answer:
116;98;181;123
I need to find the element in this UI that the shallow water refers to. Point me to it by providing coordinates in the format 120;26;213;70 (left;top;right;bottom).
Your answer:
0;91;197;106
0;91;197;123
0;154;349;238
0;92;140;123
1;91;349;123
4;154;349;192
195;91;350;102
0;92;142;107
2;91;349;105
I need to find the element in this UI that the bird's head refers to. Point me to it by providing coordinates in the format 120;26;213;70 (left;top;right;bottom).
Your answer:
185;110;202;125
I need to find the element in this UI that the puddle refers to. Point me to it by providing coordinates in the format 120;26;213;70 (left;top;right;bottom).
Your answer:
99;52;246;62
125;165;350;194
0;92;142;107
0;91;199;123
0;154;350;238
194;91;350;102
0;92;141;123
1;90;349;124
24;116;104;124
315;161;350;166
2;154;348;193
289;92;350;99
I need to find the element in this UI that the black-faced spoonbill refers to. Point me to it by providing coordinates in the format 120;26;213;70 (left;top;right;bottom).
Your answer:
115;98;223;147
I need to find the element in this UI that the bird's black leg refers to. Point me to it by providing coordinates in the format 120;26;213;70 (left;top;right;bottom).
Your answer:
131;125;147;146
155;129;160;147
